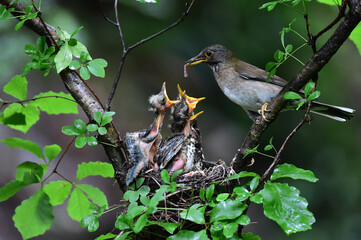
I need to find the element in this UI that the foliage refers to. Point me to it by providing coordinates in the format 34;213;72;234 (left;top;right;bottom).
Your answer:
0;0;357;239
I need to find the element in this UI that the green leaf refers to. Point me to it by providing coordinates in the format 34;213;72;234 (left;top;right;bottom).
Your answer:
87;136;98;146
15;161;47;184
167;230;210;240
98;127;107;135
68;38;78;47
233;186;250;201
241;232;261;240
69;59;81;70
127;205;146;220
225;171;260;181
180;204;205;224
33;91;78;115
317;0;341;5
89;58;107;67
261;182;315;235
0;181;25;202
271;163;318;182
206;184;215;201
13;190;54;239
199;188;205;201
78;184;108;208
62;125;82;135
87;124;98;132
3;75;27;100
75;136;87;148
350;22;361;56
259;1;278;11
115;214;130;230
171;169;182;181
80;65;91;80
250;192;263;204
138;185;150;196
67;187;92;221
208;199;247;223
304;82;315;97
236;214;251;226
74;119;87;132
94;111;102;124
76;161;115;180
151;222;179;234
296;99;307;110
134;213;148;233
81;214;99;232
71;26;84;38
284;91;303;100
161;169;170;184
136;177;145;189
307;91;321;101
223;222;238;238
54;42;72;73
216;193;229;201
15;19;26;31
69;41;91;60
43;181;72;206
0;102;40;133
44;144;61;162
123;190;140;203
250;176;260;191
0;137;44;159
37;36;46;53
95;233;118;240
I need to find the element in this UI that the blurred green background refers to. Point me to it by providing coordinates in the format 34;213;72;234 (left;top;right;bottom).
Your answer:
0;0;360;239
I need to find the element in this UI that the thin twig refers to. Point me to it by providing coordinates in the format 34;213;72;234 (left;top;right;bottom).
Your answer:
105;0;196;110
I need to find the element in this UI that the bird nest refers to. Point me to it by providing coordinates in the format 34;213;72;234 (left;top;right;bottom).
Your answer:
128;161;233;238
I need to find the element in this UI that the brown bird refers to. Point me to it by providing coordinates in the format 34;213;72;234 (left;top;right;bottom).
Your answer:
185;44;355;122
125;82;178;185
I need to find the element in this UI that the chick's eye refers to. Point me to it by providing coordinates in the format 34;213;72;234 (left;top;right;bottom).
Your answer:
205;50;213;58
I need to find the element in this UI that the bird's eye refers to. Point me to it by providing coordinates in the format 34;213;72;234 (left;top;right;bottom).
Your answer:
205;50;213;58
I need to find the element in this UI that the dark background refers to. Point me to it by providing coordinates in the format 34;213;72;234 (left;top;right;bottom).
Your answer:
0;0;360;239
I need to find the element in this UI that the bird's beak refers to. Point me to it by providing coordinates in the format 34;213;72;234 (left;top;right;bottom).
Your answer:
185;53;208;66
162;82;179;109
190;111;204;121
177;84;206;104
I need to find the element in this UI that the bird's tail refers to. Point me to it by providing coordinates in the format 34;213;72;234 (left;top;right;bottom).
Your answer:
311;101;355;122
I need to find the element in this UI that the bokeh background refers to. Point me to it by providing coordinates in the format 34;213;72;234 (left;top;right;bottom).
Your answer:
0;0;360;239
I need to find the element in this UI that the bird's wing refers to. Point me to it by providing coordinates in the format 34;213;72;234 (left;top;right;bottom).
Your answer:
156;135;186;169
236;61;288;88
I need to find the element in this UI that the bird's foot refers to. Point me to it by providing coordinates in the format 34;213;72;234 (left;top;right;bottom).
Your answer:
258;102;270;122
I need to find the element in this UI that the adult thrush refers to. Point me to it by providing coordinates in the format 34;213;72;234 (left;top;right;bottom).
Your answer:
125;82;178;185
185;44;355;122
155;92;204;173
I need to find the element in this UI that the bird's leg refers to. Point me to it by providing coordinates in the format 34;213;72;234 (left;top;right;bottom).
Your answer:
258;102;270;122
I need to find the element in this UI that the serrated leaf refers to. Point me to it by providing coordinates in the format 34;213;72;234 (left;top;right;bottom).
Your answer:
2;102;40;133
167;230;210;240
54;42;72;73
77;184;108;208
33;91;78;115
284;91;303;100
76;161;115;180
0;180;25;202
271;163;318;182
13;190;54;239
44;144;61;162
3;75;27;100
0;137;44;159
208;199;247;223
67;187;92;221
261;182;315;235
75;136;87;148
43;181;72;206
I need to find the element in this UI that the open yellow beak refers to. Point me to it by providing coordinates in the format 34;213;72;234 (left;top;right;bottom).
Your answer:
190;111;204;121
162;82;179;109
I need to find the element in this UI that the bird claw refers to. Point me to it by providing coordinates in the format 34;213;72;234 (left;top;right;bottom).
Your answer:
258;102;270;122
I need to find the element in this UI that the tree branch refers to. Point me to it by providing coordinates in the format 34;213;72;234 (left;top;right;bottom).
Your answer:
0;0;128;191
231;1;361;172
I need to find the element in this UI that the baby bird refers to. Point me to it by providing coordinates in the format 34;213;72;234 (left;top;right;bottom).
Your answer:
125;82;178;185
155;91;204;173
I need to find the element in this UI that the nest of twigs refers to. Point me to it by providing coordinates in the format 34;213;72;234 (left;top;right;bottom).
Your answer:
131;161;234;239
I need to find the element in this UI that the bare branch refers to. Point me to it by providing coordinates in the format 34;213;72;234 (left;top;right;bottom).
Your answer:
105;0;196;110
